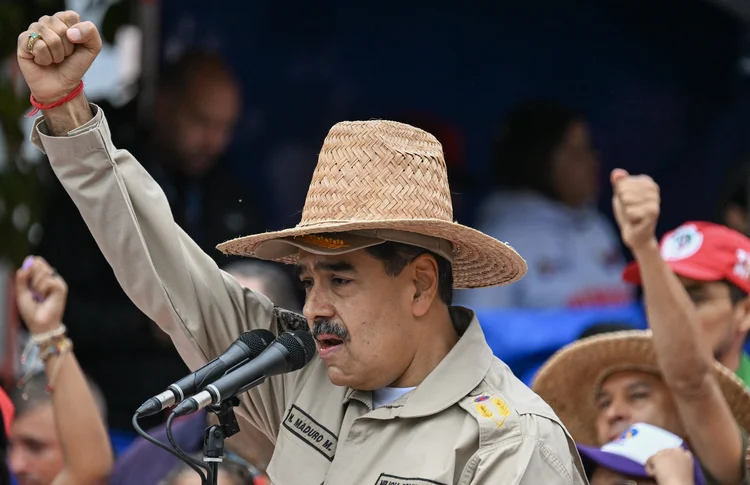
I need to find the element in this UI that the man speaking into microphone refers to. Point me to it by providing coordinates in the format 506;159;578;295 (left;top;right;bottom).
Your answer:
16;11;586;484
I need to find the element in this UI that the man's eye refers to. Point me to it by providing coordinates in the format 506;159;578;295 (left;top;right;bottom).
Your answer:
332;277;350;286
631;392;649;400
300;279;313;290
27;443;44;453
596;399;610;410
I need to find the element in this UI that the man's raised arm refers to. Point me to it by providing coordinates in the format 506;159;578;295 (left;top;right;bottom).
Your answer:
17;11;295;441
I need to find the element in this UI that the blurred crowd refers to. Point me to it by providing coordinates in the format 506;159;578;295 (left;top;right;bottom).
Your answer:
3;43;750;485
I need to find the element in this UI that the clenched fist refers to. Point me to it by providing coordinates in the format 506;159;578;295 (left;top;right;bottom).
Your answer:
16;11;101;104
645;447;695;485
611;168;661;252
15;256;67;335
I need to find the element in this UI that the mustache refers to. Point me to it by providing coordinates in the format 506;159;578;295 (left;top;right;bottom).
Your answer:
312;319;349;341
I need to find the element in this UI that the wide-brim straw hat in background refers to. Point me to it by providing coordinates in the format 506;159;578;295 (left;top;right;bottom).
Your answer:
532;330;750;446
217;119;527;288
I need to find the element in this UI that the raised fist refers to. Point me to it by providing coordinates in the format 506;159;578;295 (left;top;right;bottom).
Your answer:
15;256;67;335
645;447;695;485
16;11;101;104
611;168;661;252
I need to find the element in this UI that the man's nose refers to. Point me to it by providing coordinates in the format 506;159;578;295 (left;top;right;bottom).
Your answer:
9;449;28;475
303;285;336;322
605;397;630;424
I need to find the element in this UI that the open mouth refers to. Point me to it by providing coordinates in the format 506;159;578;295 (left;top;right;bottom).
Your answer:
315;333;345;350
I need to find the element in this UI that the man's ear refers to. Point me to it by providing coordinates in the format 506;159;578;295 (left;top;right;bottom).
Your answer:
411;254;439;318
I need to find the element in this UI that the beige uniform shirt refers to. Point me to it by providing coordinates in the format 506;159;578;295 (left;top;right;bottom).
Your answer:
31;106;587;485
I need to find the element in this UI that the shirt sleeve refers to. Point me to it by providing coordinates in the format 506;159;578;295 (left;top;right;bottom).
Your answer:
30;105;298;443
462;415;587;485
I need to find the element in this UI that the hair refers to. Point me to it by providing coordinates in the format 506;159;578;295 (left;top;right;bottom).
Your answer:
158;455;255;485
159;49;237;98
578;321;636;340
365;242;454;305
493;99;582;199
223;260;303;312
9;371;107;422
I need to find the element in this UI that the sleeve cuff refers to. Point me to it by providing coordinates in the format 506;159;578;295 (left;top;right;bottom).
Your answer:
30;104;115;159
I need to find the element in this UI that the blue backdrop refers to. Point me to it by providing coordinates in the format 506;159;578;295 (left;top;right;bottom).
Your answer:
477;304;648;385
159;0;750;237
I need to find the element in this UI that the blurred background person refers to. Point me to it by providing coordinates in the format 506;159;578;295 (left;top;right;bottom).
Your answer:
10;256;113;485
129;49;266;251
221;260;302;313
460;99;632;309
533;330;750;485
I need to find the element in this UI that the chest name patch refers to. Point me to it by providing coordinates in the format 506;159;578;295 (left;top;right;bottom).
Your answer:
374;474;446;485
283;404;338;461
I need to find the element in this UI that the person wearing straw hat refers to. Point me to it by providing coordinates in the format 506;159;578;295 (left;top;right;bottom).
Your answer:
533;330;750;485
534;169;750;485
15;12;587;485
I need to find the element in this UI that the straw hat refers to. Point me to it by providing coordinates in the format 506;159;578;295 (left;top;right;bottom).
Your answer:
532;330;750;446
216;120;527;288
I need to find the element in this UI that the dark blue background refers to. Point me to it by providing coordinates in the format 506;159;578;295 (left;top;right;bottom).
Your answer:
160;0;750;240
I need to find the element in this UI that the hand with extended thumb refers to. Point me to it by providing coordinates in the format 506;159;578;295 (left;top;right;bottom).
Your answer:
16;10;101;105
611;168;661;253
645;448;695;485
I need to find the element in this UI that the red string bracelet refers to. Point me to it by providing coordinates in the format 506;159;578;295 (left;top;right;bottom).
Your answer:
27;81;85;117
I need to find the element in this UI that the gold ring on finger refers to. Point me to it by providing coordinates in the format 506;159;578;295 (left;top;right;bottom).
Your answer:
27;32;42;53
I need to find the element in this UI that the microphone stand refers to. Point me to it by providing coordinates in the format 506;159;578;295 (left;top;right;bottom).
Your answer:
204;397;241;485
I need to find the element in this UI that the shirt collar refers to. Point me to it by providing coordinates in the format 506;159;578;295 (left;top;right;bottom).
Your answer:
342;307;493;417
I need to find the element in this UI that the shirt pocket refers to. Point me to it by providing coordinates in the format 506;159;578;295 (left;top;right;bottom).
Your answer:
266;406;337;485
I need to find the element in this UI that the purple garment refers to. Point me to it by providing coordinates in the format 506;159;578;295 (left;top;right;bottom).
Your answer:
577;444;706;485
109;411;207;485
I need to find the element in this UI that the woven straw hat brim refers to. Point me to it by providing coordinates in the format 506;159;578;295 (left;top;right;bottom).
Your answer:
531;330;750;446
216;118;527;288
216;218;527;289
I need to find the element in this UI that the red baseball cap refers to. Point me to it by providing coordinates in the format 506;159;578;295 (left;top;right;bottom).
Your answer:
622;221;750;294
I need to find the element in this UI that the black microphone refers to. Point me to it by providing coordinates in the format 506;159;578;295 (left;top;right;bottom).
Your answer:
172;330;316;417
136;329;276;417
